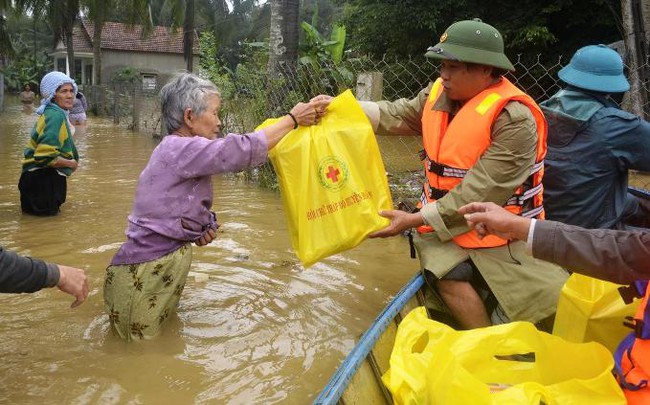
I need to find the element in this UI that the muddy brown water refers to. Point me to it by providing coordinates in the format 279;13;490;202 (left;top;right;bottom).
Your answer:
0;97;416;404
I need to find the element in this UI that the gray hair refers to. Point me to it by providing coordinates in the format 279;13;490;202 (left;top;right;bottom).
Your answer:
160;72;221;133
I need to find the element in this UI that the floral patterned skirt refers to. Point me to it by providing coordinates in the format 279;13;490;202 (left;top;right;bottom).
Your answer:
104;243;192;341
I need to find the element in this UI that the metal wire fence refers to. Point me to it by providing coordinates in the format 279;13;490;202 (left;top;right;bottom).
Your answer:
87;54;650;193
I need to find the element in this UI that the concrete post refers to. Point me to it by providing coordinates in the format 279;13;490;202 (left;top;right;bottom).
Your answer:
0;73;4;112
356;72;383;101
133;85;140;132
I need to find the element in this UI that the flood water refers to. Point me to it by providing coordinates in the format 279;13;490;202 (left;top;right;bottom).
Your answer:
0;98;417;404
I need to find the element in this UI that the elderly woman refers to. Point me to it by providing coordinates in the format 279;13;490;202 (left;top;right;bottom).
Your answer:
18;71;79;216
69;91;88;126
104;72;326;341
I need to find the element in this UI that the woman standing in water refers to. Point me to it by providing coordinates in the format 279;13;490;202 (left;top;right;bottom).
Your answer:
18;71;79;216
104;72;326;341
69;91;88;126
19;83;36;106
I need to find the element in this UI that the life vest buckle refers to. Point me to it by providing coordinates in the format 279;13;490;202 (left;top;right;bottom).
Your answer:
636;320;647;339
427;160;445;176
427;185;448;200
620;284;642;305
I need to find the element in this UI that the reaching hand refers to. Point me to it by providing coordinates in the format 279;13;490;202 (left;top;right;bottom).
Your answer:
57;265;89;308
289;101;323;126
309;94;334;121
310;94;334;105
368;210;424;238
457;202;531;241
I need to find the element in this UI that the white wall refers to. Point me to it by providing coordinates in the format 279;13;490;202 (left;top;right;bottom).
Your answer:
101;50;194;83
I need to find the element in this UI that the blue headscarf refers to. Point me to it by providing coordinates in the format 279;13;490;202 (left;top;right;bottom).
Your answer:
36;71;78;115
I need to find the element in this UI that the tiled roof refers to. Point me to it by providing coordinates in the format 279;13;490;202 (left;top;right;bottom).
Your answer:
78;20;199;55
71;24;93;52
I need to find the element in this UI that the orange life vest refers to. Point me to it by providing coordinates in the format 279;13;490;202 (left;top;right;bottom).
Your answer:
615;281;650;404
419;77;547;249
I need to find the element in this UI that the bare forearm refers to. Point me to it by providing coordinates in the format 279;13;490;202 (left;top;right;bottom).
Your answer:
262;115;297;149
263;101;323;149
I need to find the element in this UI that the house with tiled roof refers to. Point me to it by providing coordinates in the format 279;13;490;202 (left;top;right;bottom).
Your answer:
51;20;199;89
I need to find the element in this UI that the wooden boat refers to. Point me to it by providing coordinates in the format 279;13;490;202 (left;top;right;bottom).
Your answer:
314;186;650;405
314;272;424;404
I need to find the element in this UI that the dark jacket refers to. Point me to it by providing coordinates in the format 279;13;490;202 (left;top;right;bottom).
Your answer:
0;246;58;293
541;89;650;229
533;220;650;284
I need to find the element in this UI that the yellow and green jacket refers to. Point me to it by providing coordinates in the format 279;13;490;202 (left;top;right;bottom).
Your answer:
22;104;78;176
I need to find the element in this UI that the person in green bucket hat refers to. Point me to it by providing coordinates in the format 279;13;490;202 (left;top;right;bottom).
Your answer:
311;19;568;331
540;44;650;231
424;18;515;72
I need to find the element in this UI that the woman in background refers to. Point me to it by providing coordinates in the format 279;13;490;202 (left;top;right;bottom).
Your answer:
19;83;36;105
18;71;79;216
69;91;88;126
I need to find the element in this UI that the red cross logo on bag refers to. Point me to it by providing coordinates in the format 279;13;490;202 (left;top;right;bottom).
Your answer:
318;156;349;191
326;165;340;182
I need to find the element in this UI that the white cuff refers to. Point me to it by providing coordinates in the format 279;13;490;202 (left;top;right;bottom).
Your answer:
421;211;430;226
525;218;536;255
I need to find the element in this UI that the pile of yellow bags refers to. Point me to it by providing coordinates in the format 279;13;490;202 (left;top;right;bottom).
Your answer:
383;307;625;404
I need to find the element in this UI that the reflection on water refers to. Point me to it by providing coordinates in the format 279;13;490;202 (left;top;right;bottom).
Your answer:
0;97;416;403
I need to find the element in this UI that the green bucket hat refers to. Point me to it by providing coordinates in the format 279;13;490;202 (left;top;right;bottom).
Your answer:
425;18;515;72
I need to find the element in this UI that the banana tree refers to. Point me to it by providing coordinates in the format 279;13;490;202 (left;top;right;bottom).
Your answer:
298;21;353;93
15;0;80;77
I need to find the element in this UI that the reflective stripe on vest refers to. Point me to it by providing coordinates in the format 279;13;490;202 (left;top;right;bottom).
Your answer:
420;77;547;248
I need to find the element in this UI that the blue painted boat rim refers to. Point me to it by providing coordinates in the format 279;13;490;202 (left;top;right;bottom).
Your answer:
629;186;650;200
313;272;425;405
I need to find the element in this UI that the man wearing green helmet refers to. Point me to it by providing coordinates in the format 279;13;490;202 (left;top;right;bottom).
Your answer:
315;19;568;329
540;44;650;231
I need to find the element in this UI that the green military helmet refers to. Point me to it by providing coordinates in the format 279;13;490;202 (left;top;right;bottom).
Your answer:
425;18;515;72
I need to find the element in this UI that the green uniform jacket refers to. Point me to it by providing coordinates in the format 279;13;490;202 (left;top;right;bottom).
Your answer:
22;104;78;176
362;80;569;324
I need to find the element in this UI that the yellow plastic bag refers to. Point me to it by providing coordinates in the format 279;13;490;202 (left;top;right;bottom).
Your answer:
383;307;625;404
552;273;638;353
257;90;393;267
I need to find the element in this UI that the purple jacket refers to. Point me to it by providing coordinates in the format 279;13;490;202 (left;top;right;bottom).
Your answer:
111;131;268;265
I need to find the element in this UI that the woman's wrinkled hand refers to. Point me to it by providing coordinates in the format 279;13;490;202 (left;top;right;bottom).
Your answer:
310;95;333;121
195;227;217;246
288;102;317;126
290;95;333;126
310;94;334;105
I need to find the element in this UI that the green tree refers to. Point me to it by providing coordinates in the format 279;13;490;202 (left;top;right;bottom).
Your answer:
15;0;81;78
332;0;455;58
0;0;13;57
207;0;268;70
0;8;54;92
333;0;621;60
268;0;300;75
83;0;109;85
